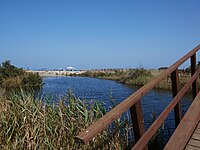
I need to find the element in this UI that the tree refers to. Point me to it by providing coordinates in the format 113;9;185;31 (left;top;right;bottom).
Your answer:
0;60;24;79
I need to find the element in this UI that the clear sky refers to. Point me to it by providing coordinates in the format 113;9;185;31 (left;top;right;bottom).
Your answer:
0;0;200;70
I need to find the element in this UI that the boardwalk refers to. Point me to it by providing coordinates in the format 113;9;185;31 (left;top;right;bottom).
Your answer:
164;91;200;150
186;122;200;150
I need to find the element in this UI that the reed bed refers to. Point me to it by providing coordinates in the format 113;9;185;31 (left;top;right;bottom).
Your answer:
0;89;131;150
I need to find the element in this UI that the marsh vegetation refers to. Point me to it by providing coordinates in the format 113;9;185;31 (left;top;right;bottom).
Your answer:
0;89;132;149
78;67;200;91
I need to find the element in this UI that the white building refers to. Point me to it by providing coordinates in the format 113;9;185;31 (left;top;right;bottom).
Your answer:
66;66;75;71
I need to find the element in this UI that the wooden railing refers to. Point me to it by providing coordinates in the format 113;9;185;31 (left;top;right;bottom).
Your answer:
76;44;200;149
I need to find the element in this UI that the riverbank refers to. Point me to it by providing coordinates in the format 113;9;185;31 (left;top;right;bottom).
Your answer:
27;67;196;91
77;68;194;91
28;70;86;77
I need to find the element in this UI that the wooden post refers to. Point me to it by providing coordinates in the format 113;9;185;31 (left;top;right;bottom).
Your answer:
171;69;182;127
191;53;198;99
130;100;148;150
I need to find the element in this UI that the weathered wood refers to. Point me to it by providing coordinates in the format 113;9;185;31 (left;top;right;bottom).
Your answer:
164;92;200;150
76;44;200;144
197;123;200;129
185;123;200;149
132;68;200;150
171;69;182;127
191;133;200;141
191;53;198;99
185;145;200;150
188;138;200;148
194;128;200;134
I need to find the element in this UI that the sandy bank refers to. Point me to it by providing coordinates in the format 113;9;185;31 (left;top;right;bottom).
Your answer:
27;70;86;77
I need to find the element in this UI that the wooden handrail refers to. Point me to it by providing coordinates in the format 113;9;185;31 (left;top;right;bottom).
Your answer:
76;44;200;147
132;67;200;149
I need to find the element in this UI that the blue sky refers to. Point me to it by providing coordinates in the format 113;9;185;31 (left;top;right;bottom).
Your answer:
0;0;200;70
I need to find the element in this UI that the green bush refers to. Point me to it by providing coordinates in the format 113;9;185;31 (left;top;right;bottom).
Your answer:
0;60;42;89
22;72;42;87
0;60;24;79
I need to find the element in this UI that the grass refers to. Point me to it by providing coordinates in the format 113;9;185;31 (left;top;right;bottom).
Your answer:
79;68;156;88
78;68;200;91
0;89;131;149
79;68;152;83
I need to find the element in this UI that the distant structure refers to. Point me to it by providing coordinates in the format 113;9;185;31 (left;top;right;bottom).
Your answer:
38;67;46;71
66;66;75;71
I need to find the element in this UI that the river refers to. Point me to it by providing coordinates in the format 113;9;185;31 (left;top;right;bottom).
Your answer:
41;76;193;145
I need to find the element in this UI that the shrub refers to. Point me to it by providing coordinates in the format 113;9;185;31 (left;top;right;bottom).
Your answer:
2;76;23;88
22;72;42;87
0;60;42;89
0;60;24;79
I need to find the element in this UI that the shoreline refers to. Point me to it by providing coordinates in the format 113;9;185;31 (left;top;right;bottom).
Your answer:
27;70;86;77
76;69;195;91
28;69;195;92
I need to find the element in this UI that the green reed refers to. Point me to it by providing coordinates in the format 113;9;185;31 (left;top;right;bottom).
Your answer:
0;89;131;150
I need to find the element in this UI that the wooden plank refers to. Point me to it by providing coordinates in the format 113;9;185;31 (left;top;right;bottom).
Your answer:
197;123;200;129
188;139;200;148
164;92;200;150
194;128;200;134
185;145;200;150
191;133;200;141
76;45;200;144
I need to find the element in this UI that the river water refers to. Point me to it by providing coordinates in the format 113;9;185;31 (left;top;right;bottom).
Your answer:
41;76;193;145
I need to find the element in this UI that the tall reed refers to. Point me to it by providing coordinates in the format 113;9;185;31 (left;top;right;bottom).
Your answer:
0;89;130;149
